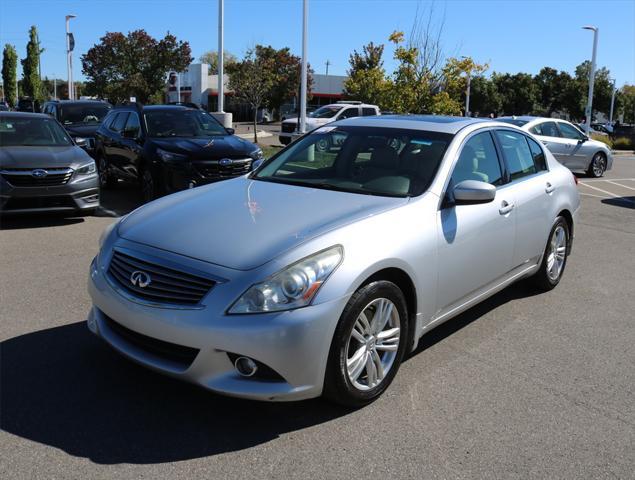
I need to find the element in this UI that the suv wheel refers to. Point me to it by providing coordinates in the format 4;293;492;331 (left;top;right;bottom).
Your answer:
98;154;117;188
324;281;408;407
140;169;157;203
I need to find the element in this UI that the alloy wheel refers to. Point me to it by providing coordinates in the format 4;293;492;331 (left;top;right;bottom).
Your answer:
98;157;108;187
345;298;400;391
592;154;607;177
546;225;567;282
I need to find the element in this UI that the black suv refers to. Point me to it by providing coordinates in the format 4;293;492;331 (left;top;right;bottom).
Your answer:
42;100;112;156
94;104;263;202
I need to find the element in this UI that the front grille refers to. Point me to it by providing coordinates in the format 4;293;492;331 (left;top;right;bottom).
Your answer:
103;314;199;368
281;122;296;133
194;158;252;180
108;250;215;305
1;168;73;187
3;195;76;210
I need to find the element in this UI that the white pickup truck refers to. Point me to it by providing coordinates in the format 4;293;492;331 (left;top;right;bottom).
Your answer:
279;101;380;145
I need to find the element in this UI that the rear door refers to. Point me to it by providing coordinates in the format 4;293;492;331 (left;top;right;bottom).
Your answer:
529;121;569;164
435;130;516;314
494;129;553;267
106;112;133;178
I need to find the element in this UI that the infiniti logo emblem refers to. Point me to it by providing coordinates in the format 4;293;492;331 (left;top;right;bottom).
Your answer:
219;158;233;166
31;169;48;178
130;270;152;288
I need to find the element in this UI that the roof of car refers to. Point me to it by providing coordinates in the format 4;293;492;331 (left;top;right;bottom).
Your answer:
112;104;195;112
0;112;49;119
45;99;110;105
335;115;491;134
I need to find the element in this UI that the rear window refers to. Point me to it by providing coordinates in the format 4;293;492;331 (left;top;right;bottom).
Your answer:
496;118;528;127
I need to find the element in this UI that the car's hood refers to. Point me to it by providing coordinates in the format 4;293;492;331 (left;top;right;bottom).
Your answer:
150;135;258;159
0;145;91;168
63;123;101;137
118;177;408;270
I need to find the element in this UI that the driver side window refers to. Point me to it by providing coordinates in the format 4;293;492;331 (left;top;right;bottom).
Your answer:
451;132;503;187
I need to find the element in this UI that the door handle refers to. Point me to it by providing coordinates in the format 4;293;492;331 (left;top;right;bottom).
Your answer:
545;182;555;194
499;200;514;215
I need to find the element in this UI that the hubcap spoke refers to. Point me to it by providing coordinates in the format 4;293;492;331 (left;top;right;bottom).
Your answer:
347;347;367;381
365;353;377;387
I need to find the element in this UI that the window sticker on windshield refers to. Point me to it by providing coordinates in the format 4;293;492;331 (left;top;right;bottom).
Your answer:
411;139;432;145
314;126;337;134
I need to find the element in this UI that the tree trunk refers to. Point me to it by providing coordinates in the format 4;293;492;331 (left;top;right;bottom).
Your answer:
253;108;258;144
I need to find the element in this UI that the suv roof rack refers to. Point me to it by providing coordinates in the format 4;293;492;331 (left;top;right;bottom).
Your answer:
336;100;362;105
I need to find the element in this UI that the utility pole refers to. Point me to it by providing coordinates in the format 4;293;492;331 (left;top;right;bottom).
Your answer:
609;78;616;125
325;60;330;76
465;74;471;117
299;0;308;134
66;14;76;100
582;25;598;135
217;0;224;112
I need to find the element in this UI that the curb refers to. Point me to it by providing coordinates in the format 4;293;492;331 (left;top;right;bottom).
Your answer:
612;150;634;156
236;131;273;140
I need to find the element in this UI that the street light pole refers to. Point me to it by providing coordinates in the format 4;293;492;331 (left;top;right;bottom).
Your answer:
465;74;471;117
217;0;224;112
299;0;308;134
65;14;76;100
582;25;598;135
609;78;616;124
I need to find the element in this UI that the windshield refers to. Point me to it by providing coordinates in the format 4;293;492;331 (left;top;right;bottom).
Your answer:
0;116;73;147
59;104;111;125
309;106;343;119
253;126;452;197
496;118;529;127
144;109;228;137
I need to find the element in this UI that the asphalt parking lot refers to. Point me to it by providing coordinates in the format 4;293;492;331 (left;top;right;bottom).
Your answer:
1;156;633;479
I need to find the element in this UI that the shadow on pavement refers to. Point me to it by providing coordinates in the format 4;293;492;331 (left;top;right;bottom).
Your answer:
0;214;85;230
1;280;543;465
601;196;635;209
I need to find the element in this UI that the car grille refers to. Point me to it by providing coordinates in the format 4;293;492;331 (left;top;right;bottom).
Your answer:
281;122;296;133
103;314;200;369
108;250;215;305
194;158;252;180
0;167;73;187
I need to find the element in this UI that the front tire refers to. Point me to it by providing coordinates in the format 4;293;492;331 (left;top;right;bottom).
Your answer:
587;152;607;178
140;168;157;203
532;216;570;291
98;154;117;189
324;281;409;407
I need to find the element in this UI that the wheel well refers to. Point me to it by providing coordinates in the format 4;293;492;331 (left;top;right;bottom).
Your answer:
558;209;574;253
360;268;417;348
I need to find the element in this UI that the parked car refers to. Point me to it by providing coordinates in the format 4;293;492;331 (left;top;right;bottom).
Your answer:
88;115;580;406
496;116;612;177
279;101;380;146
0;102;9;112
590;123;612;135
94;104;263;202
0;112;99;214
577;123;608;137
16;98;40;113
42;99;112;156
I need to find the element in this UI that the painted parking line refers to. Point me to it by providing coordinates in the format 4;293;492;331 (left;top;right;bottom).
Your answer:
578;178;635;183
607;180;635;191
578;182;635;205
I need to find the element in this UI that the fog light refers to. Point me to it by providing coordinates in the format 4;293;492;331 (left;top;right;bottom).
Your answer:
234;356;258;377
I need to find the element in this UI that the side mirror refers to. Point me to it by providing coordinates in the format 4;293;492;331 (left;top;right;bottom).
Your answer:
252;158;264;170
122;129;138;139
453;180;496;204
225;127;235;135
74;137;89;148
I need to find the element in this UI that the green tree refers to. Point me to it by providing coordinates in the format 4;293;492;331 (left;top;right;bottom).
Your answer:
227;49;274;143
619;84;635;124
21;26;44;102
199;50;237;74
493;72;536;115
573;61;613;120
81;30;192;104
2;44;18;107
469;76;501;116
343;42;389;107
440;56;488;115
533;67;574;116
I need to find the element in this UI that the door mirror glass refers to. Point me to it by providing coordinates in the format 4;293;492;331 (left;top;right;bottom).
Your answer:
74;137;89;148
453;180;496;204
225;127;235;135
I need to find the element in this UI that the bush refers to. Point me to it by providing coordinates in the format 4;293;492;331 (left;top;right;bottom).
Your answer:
590;134;612;148
612;136;634;150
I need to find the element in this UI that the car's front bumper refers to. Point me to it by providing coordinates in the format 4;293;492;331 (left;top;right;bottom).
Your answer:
87;250;349;401
0;175;99;214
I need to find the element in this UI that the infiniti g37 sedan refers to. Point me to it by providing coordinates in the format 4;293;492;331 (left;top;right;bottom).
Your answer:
88;116;580;406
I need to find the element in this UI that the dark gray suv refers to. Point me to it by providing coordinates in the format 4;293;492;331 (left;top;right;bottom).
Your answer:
0;112;99;214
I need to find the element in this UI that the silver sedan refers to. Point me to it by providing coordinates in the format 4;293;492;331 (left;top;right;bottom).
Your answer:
497;116;613;177
88;115;580;406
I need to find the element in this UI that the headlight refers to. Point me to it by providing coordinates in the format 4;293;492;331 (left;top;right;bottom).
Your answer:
228;245;343;314
76;161;97;175
251;148;264;160
157;148;187;163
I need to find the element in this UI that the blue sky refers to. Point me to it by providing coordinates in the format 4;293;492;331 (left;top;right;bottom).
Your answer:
1;0;634;87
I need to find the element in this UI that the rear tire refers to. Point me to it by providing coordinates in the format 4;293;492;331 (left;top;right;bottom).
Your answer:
323;281;409;407
587;152;607;178
532;216;570;291
139;168;158;203
98;154;117;189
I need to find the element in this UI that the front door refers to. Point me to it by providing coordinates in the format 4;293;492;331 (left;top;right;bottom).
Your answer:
435;130;516;315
